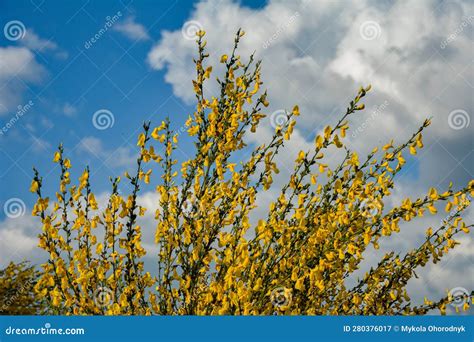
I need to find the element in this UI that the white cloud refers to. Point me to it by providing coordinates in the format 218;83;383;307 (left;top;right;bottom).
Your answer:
147;0;472;142
62;102;77;117
19;29;68;59
77;136;137;169
0;190;161;268
0;47;43;80
0;29;64;116
0;47;45;115
0;214;42;268
21;29;58;51
147;0;473;182
146;0;474;302
113;17;150;41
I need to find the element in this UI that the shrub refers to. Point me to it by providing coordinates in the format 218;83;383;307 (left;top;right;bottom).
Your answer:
30;30;473;315
0;261;45;315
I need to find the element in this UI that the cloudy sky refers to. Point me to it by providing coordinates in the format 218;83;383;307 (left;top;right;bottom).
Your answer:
0;0;472;308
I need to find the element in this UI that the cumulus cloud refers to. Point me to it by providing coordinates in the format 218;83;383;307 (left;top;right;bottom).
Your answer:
0;27;67;116
0;214;42;267
77;136;137;169
0;190;161;269
146;0;473;187
18;28;68;59
61;102;77;117
146;0;473;301
21;29;59;52
0;47;45;115
113;16;150;41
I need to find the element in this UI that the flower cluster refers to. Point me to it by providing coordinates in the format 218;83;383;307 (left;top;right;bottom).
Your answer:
31;30;473;315
0;261;44;314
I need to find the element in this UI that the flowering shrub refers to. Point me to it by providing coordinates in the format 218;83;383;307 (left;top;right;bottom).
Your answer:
30;30;472;315
0;261;44;314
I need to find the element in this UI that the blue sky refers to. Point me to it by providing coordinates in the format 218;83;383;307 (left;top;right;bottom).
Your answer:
0;0;265;214
0;0;215;211
0;0;472;305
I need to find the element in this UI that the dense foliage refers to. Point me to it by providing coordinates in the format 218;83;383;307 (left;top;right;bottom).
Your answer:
0;261;44;315
27;31;472;315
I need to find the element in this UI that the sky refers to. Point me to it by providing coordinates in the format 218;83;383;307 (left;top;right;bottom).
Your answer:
0;0;472;309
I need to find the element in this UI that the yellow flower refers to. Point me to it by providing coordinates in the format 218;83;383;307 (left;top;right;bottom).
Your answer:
292;105;300;116
88;193;98;210
324;125;331;139
428;188;438;200
383;140;393;151
30;180;39;193
333;135;343;148
27;29;473;317
96;243;103;254
137;133;146;147
315;135;323;149
53;151;61;163
188;125;199;136
296;150;305;163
